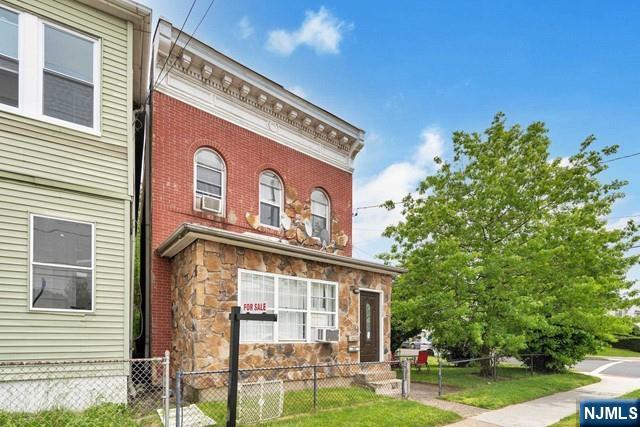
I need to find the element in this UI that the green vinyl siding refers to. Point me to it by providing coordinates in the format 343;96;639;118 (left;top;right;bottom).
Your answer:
0;0;135;360
0;0;132;195
0;179;128;360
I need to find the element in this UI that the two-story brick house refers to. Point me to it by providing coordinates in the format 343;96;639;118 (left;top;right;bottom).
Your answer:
143;20;403;376
0;0;150;361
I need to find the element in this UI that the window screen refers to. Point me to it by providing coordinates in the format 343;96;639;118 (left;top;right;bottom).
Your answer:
31;216;93;311
0;7;19;107
42;25;94;127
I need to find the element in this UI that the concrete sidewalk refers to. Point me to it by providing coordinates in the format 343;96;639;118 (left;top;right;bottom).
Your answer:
446;373;640;427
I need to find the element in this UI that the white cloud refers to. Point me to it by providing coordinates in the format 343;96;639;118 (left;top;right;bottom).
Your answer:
266;7;352;56
352;128;446;256
606;212;640;231
287;85;307;98
236;16;254;39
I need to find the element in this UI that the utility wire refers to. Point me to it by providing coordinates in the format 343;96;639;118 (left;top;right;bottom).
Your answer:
150;0;198;93
153;0;216;92
602;152;640;163
354;152;640;214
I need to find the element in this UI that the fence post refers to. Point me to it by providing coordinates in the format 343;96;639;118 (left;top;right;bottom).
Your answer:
401;359;410;398
529;354;534;376
313;365;318;410
493;355;497;381
163;350;170;427
437;356;442;397
175;370;182;427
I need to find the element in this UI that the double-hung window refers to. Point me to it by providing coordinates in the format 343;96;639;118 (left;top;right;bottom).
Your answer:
195;149;225;213
239;270;338;343
310;282;337;337
259;171;282;228
30;215;94;312
310;189;330;239
43;24;96;128
0;7;100;132
0;6;19;107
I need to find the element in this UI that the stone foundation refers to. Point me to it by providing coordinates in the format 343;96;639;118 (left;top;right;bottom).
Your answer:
170;240;393;388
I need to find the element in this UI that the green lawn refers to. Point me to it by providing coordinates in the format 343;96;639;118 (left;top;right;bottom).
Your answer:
198;386;459;426
410;364;533;389
198;386;389;423
442;372;598;409
551;388;640;427
0;404;139;427
593;347;640;358
263;400;460;427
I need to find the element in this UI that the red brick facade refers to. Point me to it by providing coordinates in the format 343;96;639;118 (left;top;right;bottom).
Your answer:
150;91;354;356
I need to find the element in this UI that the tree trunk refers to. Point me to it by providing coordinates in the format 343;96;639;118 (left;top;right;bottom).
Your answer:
479;346;493;377
479;357;493;377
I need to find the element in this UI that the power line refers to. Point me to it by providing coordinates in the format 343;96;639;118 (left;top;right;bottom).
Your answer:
353;153;640;213
151;0;198;93
602;152;640;163
153;0;216;92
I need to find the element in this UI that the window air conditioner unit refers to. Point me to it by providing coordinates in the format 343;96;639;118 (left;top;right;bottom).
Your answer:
200;195;222;213
315;328;339;342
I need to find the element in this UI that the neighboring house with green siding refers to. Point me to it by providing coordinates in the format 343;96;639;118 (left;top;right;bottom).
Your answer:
0;0;150;368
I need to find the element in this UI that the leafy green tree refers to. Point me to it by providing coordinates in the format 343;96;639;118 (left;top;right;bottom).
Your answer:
384;113;638;374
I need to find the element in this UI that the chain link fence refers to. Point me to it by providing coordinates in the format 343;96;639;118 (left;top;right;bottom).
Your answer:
177;360;411;426
397;352;544;396
0;354;170;426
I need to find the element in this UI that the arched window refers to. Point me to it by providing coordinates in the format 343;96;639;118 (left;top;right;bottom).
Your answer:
259;171;283;228
310;189;330;239
195;149;225;214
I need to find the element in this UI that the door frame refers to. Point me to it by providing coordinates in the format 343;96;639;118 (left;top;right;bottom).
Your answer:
358;288;384;363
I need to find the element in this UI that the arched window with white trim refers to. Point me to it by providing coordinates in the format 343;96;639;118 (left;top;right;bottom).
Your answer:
259;171;283;228
310;189;330;239
195;148;225;214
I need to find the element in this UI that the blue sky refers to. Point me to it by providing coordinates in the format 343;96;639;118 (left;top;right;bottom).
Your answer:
141;0;639;280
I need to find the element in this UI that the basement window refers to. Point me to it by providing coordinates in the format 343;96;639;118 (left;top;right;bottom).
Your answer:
30;214;94;313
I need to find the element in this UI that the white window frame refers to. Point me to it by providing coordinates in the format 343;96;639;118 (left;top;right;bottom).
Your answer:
0;7;101;135
0;3;20;109
193;148;226;215
238;269;339;343
310;189;330;238
28;213;96;314
258;170;283;230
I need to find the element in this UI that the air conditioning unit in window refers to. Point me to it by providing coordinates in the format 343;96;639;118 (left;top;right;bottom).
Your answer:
315;328;339;342
200;195;222;213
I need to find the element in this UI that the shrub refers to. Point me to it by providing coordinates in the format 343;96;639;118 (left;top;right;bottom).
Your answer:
612;336;640;352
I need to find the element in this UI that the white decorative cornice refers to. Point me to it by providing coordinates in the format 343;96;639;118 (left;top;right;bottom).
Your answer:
154;19;365;168
201;63;213;80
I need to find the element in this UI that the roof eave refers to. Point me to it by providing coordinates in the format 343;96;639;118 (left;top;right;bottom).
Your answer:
157;224;406;276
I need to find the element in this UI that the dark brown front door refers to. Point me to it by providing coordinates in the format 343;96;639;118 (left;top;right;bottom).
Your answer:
359;291;380;362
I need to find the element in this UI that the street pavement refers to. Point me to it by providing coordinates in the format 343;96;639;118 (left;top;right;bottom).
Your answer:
446;357;640;427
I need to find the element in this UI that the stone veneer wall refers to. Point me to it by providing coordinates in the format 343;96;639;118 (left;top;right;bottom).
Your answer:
170;239;393;380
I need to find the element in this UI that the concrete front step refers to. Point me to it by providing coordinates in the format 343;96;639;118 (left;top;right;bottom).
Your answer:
366;379;402;396
354;371;398;383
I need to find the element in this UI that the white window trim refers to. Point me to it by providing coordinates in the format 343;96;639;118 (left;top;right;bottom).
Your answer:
28;213;96;314
258;171;283;230
238;269;339;344
311;188;331;238
193;148;226;215
0;7;101;136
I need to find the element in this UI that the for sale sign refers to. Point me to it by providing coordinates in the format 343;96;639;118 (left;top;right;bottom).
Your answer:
242;302;268;313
